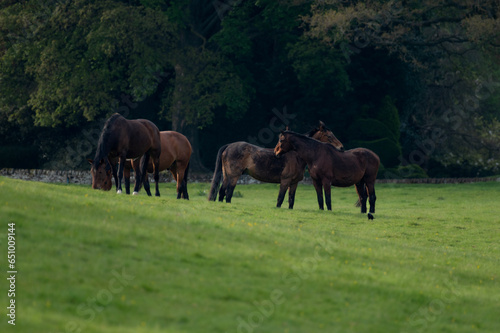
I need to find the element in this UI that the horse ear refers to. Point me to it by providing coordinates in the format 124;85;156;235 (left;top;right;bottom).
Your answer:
285;126;290;131
319;120;325;131
87;159;93;165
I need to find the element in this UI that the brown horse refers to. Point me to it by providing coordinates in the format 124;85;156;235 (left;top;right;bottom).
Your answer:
123;131;192;199
88;113;162;196
274;130;380;216
208;122;344;209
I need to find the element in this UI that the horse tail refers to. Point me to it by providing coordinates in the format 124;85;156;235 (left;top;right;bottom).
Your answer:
208;144;229;201
354;199;361;207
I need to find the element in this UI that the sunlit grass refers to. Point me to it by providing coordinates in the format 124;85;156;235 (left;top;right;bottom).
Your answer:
0;177;499;332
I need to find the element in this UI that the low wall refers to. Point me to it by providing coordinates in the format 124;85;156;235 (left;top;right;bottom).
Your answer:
0;168;258;185
1;168;498;185
0;168;93;184
375;177;499;184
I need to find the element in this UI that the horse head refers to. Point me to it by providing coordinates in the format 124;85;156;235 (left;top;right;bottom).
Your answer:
310;121;344;151
88;158;113;191
274;131;293;157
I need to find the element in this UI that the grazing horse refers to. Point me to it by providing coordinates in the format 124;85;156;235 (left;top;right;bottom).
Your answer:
123;131;192;199
88;113;162;196
274;131;380;216
208;121;344;209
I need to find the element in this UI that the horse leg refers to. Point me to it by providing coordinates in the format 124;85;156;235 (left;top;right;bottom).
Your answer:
355;181;368;213
150;172;159;197
124;166;131;195
276;181;289;208
176;174;182;199
177;170;188;200
143;174;151;196
312;178;324;210
182;175;189;200
218;177;227;202
172;162;189;200
154;172;160;197
130;159;141;195
117;155;126;194
218;169;230;202
110;159;119;192
366;182;376;214
152;155;160;197
137;154;150;196
178;162;189;200
170;163;183;200
323;180;332;211
225;177;239;203
288;182;298;209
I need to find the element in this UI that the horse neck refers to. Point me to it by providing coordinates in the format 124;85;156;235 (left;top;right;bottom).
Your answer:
96;114;125;158
94;127;115;164
290;134;319;164
93;141;109;166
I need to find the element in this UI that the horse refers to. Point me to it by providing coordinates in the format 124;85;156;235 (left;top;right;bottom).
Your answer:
208;121;344;209
123;131;192;199
274;130;380;216
88;113;162;196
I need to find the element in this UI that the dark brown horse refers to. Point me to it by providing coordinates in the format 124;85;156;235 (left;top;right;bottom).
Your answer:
88;113;162;196
208;122;344;209
274;131;380;216
123;131;192;199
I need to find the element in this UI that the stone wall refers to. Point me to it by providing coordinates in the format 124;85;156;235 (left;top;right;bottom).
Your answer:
1;168;498;185
0;168;92;184
0;168;260;185
375;177;499;184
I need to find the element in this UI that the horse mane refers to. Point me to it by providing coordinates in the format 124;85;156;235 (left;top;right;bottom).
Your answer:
306;128;319;137
306;123;332;137
93;113;122;168
286;130;314;140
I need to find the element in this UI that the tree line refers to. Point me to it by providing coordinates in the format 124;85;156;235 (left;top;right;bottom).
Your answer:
1;0;499;177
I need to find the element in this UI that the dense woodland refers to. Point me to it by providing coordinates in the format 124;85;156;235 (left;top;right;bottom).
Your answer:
1;0;499;177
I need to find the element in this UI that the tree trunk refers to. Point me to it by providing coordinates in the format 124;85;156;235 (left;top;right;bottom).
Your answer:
185;124;208;172
171;63;208;172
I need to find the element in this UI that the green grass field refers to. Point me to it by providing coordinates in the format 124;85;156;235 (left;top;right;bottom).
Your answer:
0;176;499;333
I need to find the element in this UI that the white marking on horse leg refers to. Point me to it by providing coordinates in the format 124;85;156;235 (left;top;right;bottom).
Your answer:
117;189;122;194
132;191;139;196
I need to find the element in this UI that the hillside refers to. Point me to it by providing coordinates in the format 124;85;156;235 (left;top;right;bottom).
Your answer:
0;177;499;332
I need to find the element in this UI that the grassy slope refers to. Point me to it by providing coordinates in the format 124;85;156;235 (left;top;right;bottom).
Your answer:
0;177;499;333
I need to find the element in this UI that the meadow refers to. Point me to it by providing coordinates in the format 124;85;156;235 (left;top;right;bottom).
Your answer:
0;176;499;333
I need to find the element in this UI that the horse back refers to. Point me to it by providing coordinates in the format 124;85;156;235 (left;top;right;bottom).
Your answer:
308;146;360;186
349;148;380;167
158;131;192;170
248;147;288;183
350;148;380;178
323;147;379;186
222;142;285;183
124;119;161;158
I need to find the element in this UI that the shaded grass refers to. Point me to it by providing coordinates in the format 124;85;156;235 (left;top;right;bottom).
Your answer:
0;177;499;333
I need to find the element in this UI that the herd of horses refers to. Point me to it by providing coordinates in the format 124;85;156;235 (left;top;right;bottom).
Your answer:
89;113;380;217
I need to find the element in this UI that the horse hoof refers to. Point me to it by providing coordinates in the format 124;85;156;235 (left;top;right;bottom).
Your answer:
367;213;374;220
132;191;139;196
117;190;122;194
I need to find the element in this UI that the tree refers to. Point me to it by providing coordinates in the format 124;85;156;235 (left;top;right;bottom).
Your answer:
0;0;251;171
0;0;173;127
156;0;252;171
304;0;500;174
2;0;499;175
